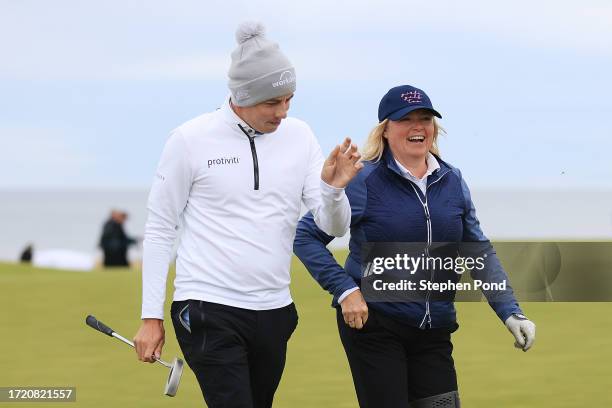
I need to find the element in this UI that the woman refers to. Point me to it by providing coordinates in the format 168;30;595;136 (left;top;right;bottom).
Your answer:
293;85;536;407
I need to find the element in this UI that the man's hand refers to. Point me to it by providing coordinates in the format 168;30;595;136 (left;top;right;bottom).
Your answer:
504;315;536;352
321;137;364;188
341;290;369;330
134;318;165;363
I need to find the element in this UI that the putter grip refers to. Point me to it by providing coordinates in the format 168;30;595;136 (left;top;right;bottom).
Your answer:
86;315;114;336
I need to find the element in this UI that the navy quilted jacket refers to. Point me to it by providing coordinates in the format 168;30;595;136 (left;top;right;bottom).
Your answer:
294;147;522;329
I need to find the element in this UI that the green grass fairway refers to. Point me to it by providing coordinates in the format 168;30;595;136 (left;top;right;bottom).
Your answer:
1;255;611;407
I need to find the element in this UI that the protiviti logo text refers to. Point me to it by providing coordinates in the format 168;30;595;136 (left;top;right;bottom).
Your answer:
208;157;240;168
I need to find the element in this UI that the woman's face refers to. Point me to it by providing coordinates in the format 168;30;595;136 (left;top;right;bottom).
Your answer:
384;109;435;163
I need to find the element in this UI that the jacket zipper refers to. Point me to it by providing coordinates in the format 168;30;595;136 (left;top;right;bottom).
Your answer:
237;124;260;190
407;170;450;329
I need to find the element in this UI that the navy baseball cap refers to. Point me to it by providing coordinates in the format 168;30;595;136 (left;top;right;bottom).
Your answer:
378;85;442;122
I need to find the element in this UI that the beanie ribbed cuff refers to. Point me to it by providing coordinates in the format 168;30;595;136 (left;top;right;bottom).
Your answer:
230;67;296;107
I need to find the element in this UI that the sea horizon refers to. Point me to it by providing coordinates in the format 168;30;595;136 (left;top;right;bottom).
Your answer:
1;188;611;263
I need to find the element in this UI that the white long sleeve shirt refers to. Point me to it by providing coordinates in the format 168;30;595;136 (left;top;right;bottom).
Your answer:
141;98;351;319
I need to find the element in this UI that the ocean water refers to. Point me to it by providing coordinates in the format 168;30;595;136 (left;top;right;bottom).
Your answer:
1;189;611;262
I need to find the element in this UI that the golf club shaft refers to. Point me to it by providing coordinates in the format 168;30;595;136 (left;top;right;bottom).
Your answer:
86;315;173;368
111;332;172;368
111;331;135;348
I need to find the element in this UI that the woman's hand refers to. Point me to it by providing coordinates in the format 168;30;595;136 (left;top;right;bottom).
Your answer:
504;314;536;352
341;290;369;329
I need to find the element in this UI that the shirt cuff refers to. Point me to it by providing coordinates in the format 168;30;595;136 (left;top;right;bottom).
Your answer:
141;307;165;321
320;179;345;201
338;287;360;304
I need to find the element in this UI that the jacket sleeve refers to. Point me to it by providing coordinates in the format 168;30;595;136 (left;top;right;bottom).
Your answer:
300;124;351;237
458;170;523;322
99;222;112;249
294;172;368;304
141;129;193;320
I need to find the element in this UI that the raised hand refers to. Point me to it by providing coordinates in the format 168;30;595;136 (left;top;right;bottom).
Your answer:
321;137;364;188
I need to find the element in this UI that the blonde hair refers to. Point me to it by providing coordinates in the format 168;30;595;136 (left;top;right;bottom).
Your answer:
361;118;445;162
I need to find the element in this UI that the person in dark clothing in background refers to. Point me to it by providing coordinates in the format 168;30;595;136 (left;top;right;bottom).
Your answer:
99;210;136;267
20;243;33;263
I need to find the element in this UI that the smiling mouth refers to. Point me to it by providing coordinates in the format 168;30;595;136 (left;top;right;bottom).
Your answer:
408;135;425;143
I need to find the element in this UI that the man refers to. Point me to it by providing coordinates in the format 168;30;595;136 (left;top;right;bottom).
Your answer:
19;243;33;263
99;210;136;267
134;22;362;408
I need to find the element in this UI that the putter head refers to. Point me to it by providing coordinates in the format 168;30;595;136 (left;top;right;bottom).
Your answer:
164;357;184;397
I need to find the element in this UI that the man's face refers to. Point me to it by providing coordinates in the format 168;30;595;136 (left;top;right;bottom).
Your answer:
234;93;294;133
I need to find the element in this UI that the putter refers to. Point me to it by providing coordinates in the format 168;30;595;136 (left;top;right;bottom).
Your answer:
85;315;183;397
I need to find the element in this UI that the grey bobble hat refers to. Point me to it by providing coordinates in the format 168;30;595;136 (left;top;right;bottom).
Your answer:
228;22;296;107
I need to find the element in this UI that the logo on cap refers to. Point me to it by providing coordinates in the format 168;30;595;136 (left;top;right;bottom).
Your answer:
272;70;296;88
236;90;250;100
400;91;422;104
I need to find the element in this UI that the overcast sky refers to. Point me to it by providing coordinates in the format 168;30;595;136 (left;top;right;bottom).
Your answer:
1;0;611;190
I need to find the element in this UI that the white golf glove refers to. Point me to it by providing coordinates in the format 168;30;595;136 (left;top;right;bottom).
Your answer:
504;314;536;352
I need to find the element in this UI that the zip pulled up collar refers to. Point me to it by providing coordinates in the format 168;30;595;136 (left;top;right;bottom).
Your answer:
220;95;264;137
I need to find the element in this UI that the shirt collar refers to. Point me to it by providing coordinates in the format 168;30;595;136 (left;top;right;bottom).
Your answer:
220;95;263;136
394;152;440;181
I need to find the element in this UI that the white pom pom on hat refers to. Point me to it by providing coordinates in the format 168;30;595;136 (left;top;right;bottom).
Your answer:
235;21;266;44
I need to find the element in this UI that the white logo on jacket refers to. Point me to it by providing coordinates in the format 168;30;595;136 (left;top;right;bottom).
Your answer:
208;156;240;168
